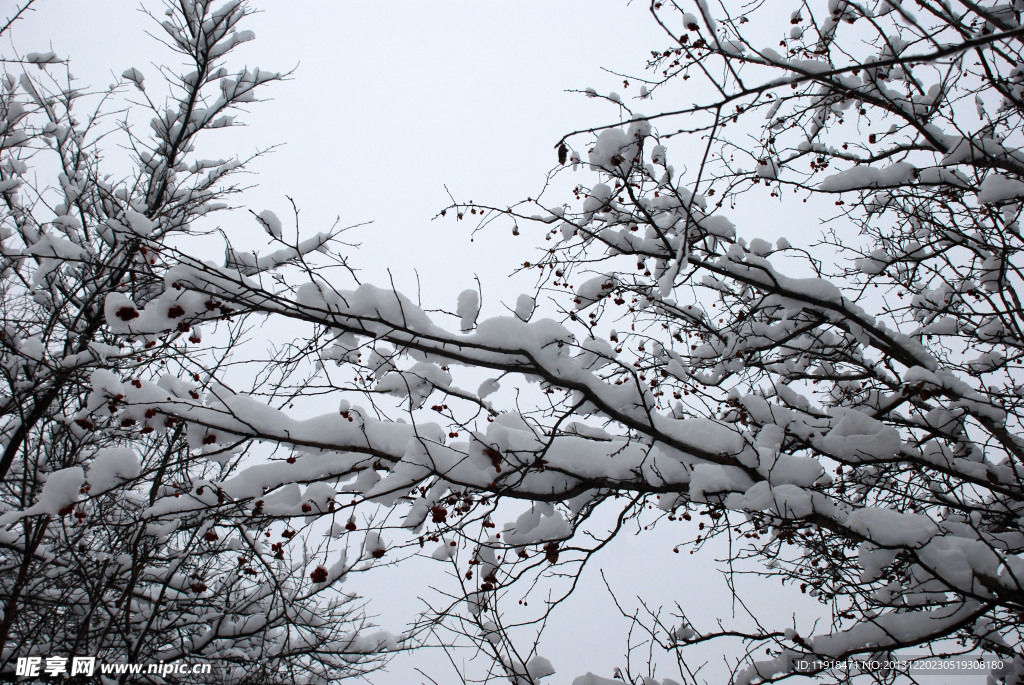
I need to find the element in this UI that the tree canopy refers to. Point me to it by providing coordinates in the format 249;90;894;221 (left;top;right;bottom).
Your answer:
2;1;1024;683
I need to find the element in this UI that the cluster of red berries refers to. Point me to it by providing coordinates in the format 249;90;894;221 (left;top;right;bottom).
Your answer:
115;306;139;321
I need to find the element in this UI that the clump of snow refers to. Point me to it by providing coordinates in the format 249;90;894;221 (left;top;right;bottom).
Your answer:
363;531;386;559
855;248;889;275
122;209;157;236
431;541;456;560
755;157;779;179
478;378;500;398
844;507;939;547
572;674;631;685
816;408;901;462
651;144;667;165
527;656;556;679
376;362;452;408
978;174;1024;204
514;294;535;322
574;275;616;309
457;289;480;332
87;448;141;493
256;209;282;238
726;482;814;519
748;238;772;256
819;162;916;191
26;51;60;67
503;503;571;546
589;128;639;172
689;463;753;502
121;67;145;90
0;467;85;525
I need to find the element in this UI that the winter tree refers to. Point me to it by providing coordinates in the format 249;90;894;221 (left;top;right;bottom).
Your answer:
0;2;389;682
3;0;1024;684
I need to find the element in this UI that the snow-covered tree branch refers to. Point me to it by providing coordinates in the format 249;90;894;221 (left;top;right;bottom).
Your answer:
4;0;1024;683
0;2;389;682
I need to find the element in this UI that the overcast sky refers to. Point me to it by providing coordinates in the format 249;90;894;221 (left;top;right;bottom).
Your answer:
16;2;671;309
4;3;999;683
6;3;868;684
9;3;698;682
